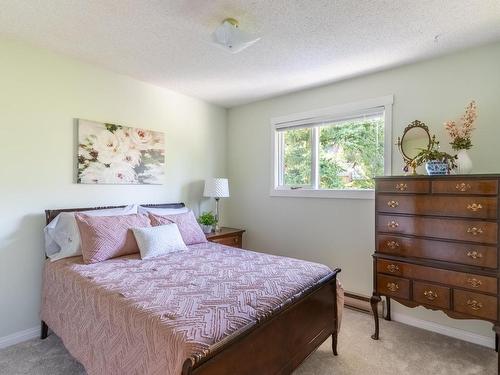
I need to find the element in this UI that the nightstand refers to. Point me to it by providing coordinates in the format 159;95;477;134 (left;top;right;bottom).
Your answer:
206;227;245;248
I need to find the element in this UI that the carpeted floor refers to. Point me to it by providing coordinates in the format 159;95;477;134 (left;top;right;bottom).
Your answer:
0;308;496;374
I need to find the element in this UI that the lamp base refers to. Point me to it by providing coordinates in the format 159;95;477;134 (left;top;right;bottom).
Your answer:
215;198;221;232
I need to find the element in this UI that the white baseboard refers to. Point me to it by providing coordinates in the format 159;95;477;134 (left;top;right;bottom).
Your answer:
0;326;39;349
391;312;495;349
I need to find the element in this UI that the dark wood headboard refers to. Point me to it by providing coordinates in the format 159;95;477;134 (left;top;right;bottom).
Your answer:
45;203;185;225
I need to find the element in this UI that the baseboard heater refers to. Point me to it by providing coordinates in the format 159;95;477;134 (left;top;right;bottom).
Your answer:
344;292;384;316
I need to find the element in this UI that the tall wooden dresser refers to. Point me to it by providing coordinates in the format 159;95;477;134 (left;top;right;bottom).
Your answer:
371;175;500;368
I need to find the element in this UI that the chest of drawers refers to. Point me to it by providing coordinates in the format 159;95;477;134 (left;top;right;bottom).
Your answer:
370;175;500;367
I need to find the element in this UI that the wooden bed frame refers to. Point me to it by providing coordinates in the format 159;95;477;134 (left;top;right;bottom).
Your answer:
42;203;341;375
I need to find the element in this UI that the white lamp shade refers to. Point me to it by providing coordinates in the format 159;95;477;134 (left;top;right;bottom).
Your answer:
203;178;229;198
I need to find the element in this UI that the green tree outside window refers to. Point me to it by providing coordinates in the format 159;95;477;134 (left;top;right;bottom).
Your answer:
282;117;384;190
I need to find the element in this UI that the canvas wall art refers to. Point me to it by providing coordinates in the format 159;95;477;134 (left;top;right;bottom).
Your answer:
77;119;165;184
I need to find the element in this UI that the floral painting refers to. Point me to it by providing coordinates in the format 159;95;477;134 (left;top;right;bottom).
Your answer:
77;119;165;184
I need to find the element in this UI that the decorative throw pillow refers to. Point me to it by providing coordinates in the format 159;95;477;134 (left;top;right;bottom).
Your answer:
44;204;138;261
75;213;151;264
149;211;208;245
132;224;188;259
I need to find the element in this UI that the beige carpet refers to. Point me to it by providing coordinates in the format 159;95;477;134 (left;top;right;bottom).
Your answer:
0;308;496;374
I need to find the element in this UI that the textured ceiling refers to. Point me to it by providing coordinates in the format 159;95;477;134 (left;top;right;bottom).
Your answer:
1;1;500;107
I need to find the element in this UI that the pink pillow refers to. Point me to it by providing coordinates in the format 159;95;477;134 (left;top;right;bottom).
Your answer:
149;211;207;245
75;213;151;264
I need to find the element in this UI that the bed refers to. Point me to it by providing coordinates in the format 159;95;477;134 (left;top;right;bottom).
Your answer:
41;204;343;375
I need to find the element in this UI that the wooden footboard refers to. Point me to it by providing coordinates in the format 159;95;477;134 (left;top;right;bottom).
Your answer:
182;269;341;375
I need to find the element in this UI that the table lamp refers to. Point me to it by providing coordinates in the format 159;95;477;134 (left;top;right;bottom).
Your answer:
203;178;230;232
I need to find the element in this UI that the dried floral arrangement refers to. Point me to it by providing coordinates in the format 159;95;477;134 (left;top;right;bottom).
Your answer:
444;100;478;151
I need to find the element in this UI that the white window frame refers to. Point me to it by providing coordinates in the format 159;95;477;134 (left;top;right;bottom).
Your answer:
270;95;393;199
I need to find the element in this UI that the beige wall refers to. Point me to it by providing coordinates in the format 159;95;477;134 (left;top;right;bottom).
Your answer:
226;42;500;340
0;38;227;338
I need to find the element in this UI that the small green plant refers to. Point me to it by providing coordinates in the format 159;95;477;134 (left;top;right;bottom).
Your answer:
198;212;217;226
413;136;458;170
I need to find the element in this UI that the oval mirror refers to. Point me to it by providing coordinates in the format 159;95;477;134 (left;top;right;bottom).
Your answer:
397;120;432;174
400;127;431;160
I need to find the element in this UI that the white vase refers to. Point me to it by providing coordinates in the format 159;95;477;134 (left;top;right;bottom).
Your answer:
455;149;473;174
200;224;213;234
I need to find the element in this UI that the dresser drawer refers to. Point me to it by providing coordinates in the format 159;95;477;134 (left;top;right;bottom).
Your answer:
378;215;498;244
377;274;410;299
432;179;498;195
377;235;498;269
377;195;497;220
376;259;497;294
376;179;430;194
453;290;498;320
413;281;451;310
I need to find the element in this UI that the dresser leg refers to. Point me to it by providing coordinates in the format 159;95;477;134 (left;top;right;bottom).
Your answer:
331;332;338;356
40;321;48;340
370;294;381;340
385;297;392;321
493;324;500;354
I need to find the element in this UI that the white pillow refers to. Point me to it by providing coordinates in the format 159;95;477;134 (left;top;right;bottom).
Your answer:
44;204;138;261
132;224;188;259
138;205;189;215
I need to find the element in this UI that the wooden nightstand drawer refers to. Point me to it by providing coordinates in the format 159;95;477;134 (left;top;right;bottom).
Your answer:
210;235;241;248
206;227;245;249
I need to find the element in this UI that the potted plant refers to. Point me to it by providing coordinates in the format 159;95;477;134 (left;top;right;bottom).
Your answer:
198;212;217;234
444;100;477;174
413;137;458;175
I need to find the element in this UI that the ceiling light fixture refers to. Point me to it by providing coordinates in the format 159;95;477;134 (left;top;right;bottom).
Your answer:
212;18;260;54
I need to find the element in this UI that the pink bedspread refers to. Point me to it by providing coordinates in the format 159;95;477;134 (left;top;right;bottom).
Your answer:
41;242;343;375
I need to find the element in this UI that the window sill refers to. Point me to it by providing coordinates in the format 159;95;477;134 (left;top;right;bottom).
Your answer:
270;188;375;200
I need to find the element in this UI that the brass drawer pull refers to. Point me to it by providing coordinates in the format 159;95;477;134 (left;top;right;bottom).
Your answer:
466;250;483;259
423;290;438;301
467;278;482;288
456;182;471;192
466;299;483;311
387;200;399;208
386;241;400;250
386;264;400;273
395;183;408;191
386;282;399;292
467;203;483;212
387;221;399;229
467;227;484;236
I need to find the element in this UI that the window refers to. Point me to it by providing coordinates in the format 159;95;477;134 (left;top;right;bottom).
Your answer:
271;96;393;199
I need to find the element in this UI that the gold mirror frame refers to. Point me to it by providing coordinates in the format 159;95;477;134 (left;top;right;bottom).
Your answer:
396;120;432;175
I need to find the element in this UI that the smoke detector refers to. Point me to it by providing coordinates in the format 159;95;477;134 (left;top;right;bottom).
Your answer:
212;18;260;54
